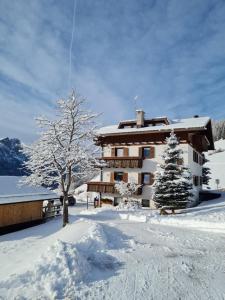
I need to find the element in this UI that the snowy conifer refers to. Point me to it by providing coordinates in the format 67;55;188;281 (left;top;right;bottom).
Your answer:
21;91;100;227
202;156;211;186
153;130;193;213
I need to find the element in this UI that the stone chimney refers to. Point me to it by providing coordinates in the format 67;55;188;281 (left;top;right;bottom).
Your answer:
136;110;145;127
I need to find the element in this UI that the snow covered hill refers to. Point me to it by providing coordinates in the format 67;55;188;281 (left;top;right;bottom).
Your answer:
205;139;225;190
0;176;49;196
0;196;225;299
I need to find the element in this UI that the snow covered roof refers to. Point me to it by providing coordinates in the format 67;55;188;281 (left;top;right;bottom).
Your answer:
97;116;210;136
0;176;58;204
0;193;59;205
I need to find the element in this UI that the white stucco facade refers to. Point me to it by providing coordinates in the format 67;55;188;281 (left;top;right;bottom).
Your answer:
98;143;203;208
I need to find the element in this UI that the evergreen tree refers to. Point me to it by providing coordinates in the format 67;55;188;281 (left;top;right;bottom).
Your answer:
153;130;193;213
202;156;211;186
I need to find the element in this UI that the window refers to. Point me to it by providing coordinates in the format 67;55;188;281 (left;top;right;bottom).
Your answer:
114;172;124;181
115;148;124;157
142;173;151;185
143;147;151;159
193;150;199;163
193;175;199;186
142;199;150;207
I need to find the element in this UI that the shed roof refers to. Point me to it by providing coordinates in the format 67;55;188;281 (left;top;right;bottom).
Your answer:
0;193;59;205
0;176;58;205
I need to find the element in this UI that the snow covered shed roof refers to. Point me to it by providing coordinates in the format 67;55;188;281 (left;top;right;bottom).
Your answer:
0;193;59;205
0;176;58;205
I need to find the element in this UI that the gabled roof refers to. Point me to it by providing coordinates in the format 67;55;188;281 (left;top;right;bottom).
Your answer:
97;116;211;136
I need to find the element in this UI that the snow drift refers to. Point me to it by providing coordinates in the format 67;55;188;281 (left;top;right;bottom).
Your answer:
0;223;120;300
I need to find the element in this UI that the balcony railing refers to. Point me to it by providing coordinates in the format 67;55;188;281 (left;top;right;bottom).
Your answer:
87;181;142;195
87;182;115;193
100;156;143;168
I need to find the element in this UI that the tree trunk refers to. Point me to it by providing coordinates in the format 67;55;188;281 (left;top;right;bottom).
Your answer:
63;193;69;227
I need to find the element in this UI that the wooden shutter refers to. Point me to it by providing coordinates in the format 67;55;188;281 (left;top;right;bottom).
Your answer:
138;147;143;158
138;173;142;185
150;146;155;159
123;147;129;156
123;172;128;183
110;172;114;183
111;147;115;157
150;173;155;185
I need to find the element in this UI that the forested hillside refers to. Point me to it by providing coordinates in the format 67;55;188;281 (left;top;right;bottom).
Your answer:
0;138;27;176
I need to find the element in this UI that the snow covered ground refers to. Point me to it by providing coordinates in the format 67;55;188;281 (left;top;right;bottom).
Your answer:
0;196;225;299
205;139;225;190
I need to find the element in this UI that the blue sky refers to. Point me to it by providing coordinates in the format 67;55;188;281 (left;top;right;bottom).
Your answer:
0;0;225;142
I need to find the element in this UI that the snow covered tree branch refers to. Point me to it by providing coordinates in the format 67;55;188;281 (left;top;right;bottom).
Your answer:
21;90;100;226
202;155;211;186
115;178;141;209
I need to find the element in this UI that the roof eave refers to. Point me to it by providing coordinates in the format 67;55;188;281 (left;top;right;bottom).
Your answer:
97;126;208;138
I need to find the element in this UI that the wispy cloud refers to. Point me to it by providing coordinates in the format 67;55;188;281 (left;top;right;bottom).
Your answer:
0;0;225;142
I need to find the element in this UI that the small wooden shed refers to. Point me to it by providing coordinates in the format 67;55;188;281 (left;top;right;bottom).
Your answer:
0;193;59;234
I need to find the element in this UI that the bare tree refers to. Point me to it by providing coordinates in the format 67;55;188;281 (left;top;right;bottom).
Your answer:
22;91;100;227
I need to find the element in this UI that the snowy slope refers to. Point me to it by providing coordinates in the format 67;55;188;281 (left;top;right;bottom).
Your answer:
0;196;225;299
205;139;225;189
0;176;51;196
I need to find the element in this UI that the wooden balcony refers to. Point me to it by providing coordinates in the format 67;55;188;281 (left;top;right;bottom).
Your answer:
87;182;115;193
101;156;143;168
87;181;142;195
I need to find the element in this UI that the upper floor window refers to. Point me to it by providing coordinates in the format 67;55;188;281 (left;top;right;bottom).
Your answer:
142;147;151;159
114;172;124;181
115;148;124;157
142;173;151;185
193;150;199;163
193;175;199;186
193;150;203;165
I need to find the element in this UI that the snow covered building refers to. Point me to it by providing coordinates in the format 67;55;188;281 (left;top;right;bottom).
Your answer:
0;176;59;234
87;111;214;207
